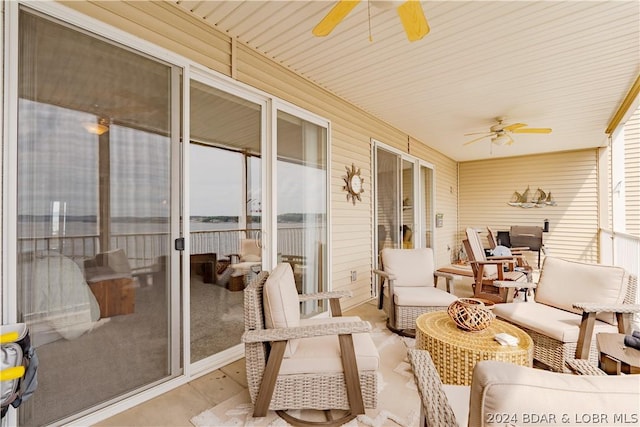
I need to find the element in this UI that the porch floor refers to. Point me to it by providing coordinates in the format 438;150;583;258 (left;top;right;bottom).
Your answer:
92;299;388;427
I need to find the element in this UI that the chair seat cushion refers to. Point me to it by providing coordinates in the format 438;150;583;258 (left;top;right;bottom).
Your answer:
392;286;458;307
443;385;471;427
493;302;617;343
278;316;380;375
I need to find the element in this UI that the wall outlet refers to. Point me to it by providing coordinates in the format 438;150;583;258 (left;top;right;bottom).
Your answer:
350;270;357;282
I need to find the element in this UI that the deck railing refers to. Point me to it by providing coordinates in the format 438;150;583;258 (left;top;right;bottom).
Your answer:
18;225;311;270
600;229;640;328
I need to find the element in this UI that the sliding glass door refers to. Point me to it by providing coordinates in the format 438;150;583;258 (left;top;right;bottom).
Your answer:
16;9;180;426
189;80;264;362
375;143;435;262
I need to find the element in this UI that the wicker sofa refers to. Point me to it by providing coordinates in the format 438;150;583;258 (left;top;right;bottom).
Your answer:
408;348;640;427
492;257;640;372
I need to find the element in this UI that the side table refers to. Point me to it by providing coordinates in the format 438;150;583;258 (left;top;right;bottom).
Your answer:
597;333;640;375
416;311;533;385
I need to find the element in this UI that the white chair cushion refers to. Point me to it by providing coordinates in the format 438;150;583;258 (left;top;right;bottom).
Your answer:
392;286;458;307
263;263;300;356
468;360;640;427
494;302;617;342
381;248;435;287
443;385;471;427
536;257;627;325
278;316;379;375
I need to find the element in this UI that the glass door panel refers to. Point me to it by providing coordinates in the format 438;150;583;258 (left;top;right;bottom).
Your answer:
276;111;327;316
16;10;177;425
189;81;262;361
401;160;415;249
376;148;400;255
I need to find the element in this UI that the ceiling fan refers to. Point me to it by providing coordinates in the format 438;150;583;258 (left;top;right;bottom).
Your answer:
463;117;552;146
312;0;429;42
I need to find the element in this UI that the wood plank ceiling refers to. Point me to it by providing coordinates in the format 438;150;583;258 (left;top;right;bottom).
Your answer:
172;0;639;162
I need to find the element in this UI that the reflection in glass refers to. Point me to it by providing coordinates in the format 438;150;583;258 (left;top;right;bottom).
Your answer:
189;81;262;362
277;111;328;316
17;10;175;425
376;148;400;254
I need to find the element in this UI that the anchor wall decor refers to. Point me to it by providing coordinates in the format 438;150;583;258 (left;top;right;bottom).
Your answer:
508;186;557;208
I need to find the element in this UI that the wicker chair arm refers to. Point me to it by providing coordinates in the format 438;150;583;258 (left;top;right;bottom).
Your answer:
572;303;640;313
242;320;372;343
298;290;352;302
373;269;396;281
493;280;537;289
407;348;459;427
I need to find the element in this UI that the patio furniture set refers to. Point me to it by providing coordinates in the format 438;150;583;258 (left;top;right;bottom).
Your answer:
239;234;640;426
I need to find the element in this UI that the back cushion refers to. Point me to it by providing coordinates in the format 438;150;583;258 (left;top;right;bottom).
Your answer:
263;263;300;357
536;257;627;325
381;248;434;287
468;361;639;426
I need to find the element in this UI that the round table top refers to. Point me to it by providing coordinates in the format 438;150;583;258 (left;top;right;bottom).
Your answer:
416;311;533;354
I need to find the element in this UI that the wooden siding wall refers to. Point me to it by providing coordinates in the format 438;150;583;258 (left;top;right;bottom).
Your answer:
59;1;459;310
459;150;600;264
624;108;640;236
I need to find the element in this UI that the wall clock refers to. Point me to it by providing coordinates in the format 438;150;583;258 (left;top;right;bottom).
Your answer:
343;164;364;205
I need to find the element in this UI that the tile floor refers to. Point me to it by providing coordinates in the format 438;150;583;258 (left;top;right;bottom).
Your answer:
94;300;385;427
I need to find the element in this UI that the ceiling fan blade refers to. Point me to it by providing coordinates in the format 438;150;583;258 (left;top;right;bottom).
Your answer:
397;0;430;42
503;122;527;131
312;0;361;37
464;131;494;136
463;134;492;146
512;128;552;134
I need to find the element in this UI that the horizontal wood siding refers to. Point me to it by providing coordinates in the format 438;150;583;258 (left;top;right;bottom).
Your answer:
58;1;460;310
459;150;600;263
61;1;231;76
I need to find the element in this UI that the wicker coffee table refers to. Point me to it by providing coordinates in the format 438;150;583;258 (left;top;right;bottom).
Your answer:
416;311;533;385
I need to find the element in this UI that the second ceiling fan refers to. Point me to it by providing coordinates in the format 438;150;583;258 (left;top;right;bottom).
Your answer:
312;0;430;42
463;117;552;146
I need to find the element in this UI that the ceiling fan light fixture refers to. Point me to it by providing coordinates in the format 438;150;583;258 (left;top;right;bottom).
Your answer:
83;117;110;136
492;134;511;146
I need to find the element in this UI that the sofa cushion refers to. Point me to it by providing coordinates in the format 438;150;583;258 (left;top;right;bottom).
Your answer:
381;248;435;287
392;286;458;307
278;316;380;375
468;360;640;427
493;302;617;343
535;257;627;325
263;263;300;356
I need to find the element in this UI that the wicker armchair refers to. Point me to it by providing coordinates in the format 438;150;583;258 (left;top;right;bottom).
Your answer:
493;257;640;372
242;264;378;426
407;348;640;427
373;248;458;337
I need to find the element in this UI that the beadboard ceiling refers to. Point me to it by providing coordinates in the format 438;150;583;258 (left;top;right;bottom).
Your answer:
173;0;639;162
